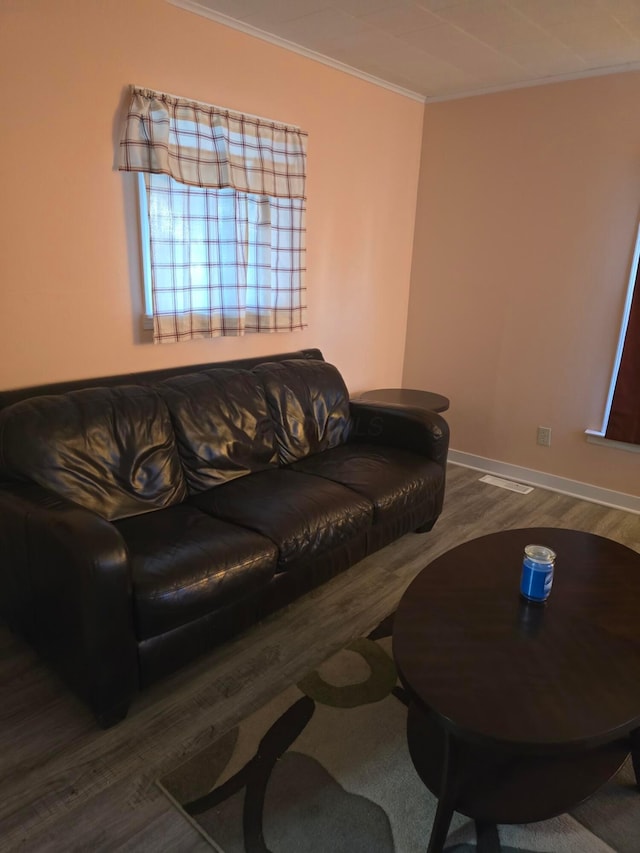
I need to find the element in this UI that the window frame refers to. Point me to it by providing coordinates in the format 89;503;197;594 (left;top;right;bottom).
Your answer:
585;220;640;452
137;174;154;331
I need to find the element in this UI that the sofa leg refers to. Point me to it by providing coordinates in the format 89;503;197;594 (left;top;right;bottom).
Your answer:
415;519;436;534
96;700;130;729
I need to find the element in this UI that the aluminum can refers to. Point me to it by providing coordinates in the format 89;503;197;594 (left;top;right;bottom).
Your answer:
520;544;555;603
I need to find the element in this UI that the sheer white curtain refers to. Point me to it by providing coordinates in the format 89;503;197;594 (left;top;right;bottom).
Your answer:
118;86;307;343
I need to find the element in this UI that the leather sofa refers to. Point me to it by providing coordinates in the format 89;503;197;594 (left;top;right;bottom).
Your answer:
0;349;449;727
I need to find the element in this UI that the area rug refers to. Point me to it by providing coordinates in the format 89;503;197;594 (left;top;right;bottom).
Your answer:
158;613;639;852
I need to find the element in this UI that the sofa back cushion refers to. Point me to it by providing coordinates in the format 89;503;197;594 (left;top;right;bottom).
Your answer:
254;359;351;464
0;386;187;520
157;369;277;493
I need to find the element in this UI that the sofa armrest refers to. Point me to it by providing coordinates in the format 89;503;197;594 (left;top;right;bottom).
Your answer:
0;483;138;725
348;401;450;468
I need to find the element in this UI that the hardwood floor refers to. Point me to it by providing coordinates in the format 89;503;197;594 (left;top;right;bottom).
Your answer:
1;464;638;851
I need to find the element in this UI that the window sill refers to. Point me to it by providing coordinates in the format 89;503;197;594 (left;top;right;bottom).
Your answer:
584;430;640;454
143;315;153;331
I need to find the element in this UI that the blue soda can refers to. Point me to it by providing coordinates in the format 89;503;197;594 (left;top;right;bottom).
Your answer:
520;544;555;603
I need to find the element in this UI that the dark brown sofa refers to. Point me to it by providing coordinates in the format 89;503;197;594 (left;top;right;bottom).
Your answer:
0;349;449;727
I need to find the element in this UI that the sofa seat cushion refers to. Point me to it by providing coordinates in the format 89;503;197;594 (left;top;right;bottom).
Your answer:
115;505;278;640
188;468;373;572
156;369;277;493
289;444;445;525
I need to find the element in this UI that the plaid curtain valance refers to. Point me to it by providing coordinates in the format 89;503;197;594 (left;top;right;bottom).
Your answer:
118;86;307;198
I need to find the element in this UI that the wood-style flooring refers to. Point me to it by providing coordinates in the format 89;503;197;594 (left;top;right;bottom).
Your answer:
1;464;638;850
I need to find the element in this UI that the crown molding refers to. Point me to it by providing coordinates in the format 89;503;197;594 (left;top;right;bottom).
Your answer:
167;0;640;105
424;60;640;104
167;0;425;103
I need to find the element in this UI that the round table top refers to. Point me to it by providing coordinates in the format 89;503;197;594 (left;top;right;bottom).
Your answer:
393;528;640;753
357;388;449;412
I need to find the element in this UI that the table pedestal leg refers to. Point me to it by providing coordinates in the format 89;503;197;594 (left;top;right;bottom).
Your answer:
427;731;458;853
631;729;640;790
475;820;501;853
406;702;627;850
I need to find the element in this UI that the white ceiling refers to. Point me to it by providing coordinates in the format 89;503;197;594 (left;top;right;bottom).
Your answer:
169;0;640;101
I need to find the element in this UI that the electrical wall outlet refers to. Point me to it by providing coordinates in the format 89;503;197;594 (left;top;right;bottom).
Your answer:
536;426;552;447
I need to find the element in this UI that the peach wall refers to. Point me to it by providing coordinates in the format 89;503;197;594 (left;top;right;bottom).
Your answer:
404;72;640;496
0;0;423;393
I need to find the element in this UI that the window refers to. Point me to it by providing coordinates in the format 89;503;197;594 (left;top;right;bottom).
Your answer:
119;86;308;344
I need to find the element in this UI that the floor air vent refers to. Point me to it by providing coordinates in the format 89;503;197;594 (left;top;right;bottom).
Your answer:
479;475;533;494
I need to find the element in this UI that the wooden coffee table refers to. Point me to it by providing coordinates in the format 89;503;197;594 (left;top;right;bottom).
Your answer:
393;528;640;853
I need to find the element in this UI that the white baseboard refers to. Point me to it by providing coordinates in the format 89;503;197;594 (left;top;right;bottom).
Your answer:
448;449;640;515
